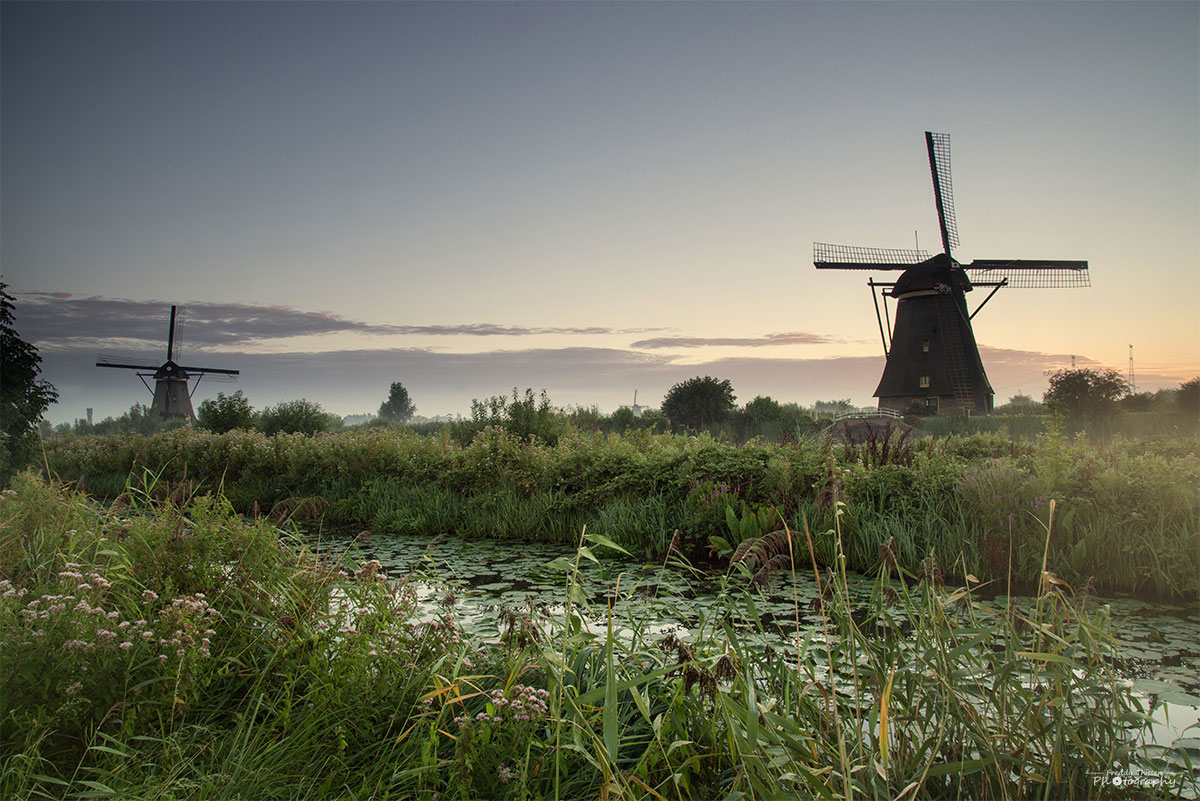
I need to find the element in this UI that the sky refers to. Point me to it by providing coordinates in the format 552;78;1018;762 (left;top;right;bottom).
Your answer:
3;1;1197;425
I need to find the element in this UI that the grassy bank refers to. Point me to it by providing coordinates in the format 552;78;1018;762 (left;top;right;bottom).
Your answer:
41;426;1200;599
3;475;1189;800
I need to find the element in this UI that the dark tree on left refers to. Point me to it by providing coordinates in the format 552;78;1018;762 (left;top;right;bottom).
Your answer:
1;283;58;484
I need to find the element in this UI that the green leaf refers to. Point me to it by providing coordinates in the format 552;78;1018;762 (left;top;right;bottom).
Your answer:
575;665;677;705
924;757;996;777
946;630;992;662
585;532;631;556
709;535;732;554
1017;651;1080;667
629;684;652;724
86;744;131;758
744;668;759;750
604;604;619;765
75;780;117;795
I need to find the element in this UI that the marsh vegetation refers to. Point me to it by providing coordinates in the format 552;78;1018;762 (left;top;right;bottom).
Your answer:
14;393;1199;797
2;475;1196;800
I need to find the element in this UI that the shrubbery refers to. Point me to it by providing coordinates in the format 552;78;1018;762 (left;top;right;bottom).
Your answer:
40;422;1200;599
197;390;255;433
255;398;340;436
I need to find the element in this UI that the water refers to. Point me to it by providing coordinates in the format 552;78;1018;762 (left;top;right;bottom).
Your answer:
302;528;1200;772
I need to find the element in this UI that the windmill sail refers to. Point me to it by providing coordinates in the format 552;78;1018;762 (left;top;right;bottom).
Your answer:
965;260;1090;288
926;131;959;254
813;243;930;271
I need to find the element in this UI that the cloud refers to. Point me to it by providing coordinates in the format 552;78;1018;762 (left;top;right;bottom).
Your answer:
12;292;663;349
630;332;839;348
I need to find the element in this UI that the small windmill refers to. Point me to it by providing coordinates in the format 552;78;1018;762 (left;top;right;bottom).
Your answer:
814;132;1089;415
96;305;239;421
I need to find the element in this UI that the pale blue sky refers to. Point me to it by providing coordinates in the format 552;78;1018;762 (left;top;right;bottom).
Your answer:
3;1;1196;422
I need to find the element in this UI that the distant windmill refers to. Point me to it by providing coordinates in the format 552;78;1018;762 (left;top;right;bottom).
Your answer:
96;305;239;421
814;132;1089;415
631;390;645;417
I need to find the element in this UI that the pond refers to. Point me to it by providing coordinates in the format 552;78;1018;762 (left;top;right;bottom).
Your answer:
302;528;1200;787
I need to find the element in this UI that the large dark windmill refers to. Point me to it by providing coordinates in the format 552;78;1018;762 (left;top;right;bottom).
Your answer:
96;306;239;421
814;132;1089;416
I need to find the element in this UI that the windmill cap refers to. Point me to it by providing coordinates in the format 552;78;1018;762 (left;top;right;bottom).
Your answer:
891;255;972;297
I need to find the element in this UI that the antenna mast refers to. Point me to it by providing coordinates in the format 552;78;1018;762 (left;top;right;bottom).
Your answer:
1128;344;1136;393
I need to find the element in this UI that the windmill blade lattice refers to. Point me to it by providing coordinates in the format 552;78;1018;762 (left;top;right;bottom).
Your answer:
965;260;1090;288
926;132;959;254
813;242;929;270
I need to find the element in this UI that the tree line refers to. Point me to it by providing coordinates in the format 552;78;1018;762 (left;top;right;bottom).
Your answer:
4;279;1197;483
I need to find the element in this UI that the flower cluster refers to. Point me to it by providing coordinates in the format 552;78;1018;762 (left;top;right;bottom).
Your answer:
355;559;387;582
3;564;221;672
156;593;221;659
454;684;550;727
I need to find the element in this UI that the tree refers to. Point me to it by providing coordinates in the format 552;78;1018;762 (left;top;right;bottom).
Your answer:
743;395;784;425
661;376;736;431
1043;368;1129;426
1178;377;1199;415
1;283;58;484
378;381;416;423
256;399;337;436
994;393;1043;415
91;403;186;436
1120;392;1156;413
197;390;255;433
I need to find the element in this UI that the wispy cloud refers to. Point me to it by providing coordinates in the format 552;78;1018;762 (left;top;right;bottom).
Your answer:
13;292;663;348
631;332;839;349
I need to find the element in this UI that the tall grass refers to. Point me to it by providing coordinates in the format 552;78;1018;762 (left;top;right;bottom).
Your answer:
39;425;1200;599
3;475;1192;799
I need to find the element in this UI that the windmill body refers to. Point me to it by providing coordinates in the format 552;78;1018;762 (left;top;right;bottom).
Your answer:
814;132;1089;416
875;254;992;414
96;306;239;421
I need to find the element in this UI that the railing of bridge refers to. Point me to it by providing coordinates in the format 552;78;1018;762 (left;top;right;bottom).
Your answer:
833;408;902;421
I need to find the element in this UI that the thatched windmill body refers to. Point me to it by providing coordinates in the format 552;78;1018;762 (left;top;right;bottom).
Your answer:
96;306;239;421
814;132;1089;415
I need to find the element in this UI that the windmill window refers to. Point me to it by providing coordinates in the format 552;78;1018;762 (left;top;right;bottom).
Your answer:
919;375;931;388
922;340;930;353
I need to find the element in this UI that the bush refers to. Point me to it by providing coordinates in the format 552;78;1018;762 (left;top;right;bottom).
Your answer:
197;390;255;433
256;399;338;436
1044;368;1129;431
454;388;563;445
661;376;736;431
